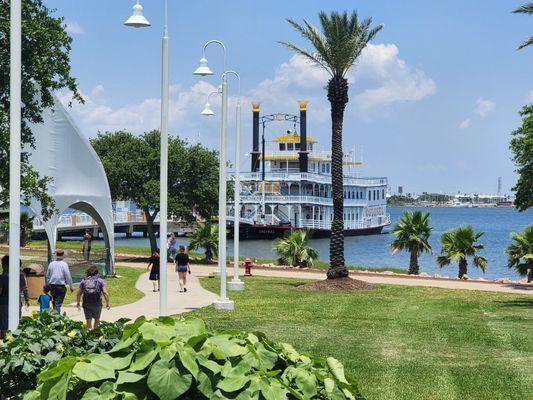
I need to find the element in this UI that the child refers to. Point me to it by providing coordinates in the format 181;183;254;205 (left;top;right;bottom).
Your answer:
38;285;53;312
147;249;161;292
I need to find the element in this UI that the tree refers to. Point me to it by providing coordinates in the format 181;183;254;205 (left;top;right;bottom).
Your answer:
91;131;219;252
506;225;533;282
390;211;433;275
0;0;81;217
510;104;533;211
437;225;487;279
188;224;218;262
274;230;319;268
513;3;533;49
280;11;382;279
0;211;33;247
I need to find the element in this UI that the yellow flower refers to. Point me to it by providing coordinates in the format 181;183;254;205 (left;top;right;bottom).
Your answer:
31;310;39;316
6;335;14;343
67;330;77;339
56;343;65;352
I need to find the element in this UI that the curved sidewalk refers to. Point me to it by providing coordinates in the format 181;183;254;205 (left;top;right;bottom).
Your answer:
24;263;218;322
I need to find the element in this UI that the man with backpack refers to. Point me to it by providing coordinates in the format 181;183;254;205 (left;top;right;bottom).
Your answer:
76;265;110;329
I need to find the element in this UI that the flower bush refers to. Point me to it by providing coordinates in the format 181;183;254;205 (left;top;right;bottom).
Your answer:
0;310;128;399
25;315;363;399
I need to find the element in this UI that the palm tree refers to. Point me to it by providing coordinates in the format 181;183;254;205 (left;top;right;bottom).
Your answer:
274;230;319;268
187;223;218;262
513;3;533;49
390;211;433;275
280;11;382;279
506;225;533;282
437;225;487;279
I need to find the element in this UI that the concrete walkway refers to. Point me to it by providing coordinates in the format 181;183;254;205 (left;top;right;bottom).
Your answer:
192;264;533;296
23;263;217;322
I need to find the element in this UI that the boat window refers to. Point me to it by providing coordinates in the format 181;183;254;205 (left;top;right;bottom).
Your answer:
308;143;313;150
382;189;385;199
287;143;294;151
279;143;286;151
295;143;300;150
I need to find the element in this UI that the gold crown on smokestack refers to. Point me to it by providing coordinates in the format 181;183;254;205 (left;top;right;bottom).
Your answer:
252;102;261;112
298;100;308;111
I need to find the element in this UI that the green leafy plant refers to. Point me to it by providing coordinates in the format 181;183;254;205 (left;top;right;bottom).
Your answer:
188;223;219;262
437;225;487;279
0;311;127;399
274;230;319;268
390;211;433;275
506;225;533;282
26;315;364;399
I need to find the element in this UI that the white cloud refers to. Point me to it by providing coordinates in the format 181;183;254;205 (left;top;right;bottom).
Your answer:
64;21;85;35
251;43;436;120
474;98;495;118
458;119;470;129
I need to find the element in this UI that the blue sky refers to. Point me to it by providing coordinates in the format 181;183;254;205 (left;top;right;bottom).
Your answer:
47;0;533;195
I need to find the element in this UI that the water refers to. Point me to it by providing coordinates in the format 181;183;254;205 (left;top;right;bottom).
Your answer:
95;206;532;280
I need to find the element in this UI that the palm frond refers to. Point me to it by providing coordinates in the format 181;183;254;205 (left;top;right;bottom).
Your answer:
517;36;533;49
513;3;533;14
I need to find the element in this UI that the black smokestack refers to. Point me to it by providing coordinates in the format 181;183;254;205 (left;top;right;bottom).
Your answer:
298;101;308;173
251;102;260;172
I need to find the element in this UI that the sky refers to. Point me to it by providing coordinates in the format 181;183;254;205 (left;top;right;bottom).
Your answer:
46;0;533;195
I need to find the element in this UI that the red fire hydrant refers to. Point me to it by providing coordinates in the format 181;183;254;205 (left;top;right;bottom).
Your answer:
244;257;253;276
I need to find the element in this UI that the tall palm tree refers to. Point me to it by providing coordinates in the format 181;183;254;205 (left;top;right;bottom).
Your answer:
390;211;433;275
274;230;319;268
506;225;533;282
514;3;533;49
280;11;382;279
187;223;218;262
437;225;487;279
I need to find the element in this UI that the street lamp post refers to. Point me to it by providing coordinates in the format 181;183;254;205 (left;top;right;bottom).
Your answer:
193;41;235;309
125;0;169;315
201;75;244;292
8;0;22;331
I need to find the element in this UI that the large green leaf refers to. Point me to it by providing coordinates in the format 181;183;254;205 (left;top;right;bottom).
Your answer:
173;317;207;341
130;345;159;372
147;360;192;400
217;375;250;393
73;361;115;382
38;356;77;382
259;378;289;400
116;371;146;385
138;322;176;345
47;372;70;400
327;357;349;384
197;354;222;374
177;344;199;379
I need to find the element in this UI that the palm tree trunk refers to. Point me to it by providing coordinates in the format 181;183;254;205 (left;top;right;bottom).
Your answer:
143;206;159;254
409;249;419;275
528;266;533;283
327;75;349;280
458;259;468;278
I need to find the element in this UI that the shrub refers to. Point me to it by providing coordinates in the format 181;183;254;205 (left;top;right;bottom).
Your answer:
25;315;364;399
274;230;319;268
0;311;127;398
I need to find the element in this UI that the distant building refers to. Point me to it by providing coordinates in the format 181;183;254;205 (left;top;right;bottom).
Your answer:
497;177;502;197
398;186;403;195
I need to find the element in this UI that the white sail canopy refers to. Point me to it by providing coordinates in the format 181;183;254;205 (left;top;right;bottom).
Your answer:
27;95;115;274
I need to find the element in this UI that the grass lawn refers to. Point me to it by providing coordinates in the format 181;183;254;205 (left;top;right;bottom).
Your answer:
46;265;145;308
190;276;533;400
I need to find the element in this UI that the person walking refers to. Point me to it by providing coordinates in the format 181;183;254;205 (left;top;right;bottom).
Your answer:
0;256;27;339
46;249;74;313
167;233;177;261
76;265;110;329
82;230;92;261
175;245;190;292
38;285;54;312
147;248;161;292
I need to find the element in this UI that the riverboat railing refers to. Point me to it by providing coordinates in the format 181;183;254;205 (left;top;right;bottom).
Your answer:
33;210;158;230
238;194;368;206
231;172;387;186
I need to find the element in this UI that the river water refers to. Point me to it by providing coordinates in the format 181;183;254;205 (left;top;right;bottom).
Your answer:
96;206;532;280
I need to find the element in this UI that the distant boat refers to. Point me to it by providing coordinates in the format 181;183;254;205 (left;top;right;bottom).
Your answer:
496;200;514;208
451;199;470;208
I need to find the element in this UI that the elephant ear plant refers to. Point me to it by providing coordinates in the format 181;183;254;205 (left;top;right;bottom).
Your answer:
25;315;364;399
0;311;127;399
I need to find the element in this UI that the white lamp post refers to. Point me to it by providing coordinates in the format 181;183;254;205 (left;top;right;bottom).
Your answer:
8;0;22;331
125;0;169;316
201;80;244;292
193;41;235;310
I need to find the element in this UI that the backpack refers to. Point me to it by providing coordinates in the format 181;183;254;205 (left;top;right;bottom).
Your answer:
82;276;102;305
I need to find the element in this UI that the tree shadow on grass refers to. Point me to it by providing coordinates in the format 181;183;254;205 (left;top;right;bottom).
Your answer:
496;298;533;308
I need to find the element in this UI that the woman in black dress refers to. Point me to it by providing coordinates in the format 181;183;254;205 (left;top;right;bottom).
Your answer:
147;249;160;292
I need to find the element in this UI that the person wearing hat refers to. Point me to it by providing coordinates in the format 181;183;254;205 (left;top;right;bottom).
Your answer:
45;249;74;313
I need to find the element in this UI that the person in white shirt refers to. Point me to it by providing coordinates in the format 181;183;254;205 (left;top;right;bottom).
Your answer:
46;249;74;313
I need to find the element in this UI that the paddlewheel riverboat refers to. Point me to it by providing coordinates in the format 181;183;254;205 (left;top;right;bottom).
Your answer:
227;101;391;239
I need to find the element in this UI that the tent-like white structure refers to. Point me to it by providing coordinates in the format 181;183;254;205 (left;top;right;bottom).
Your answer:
28;95;115;274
